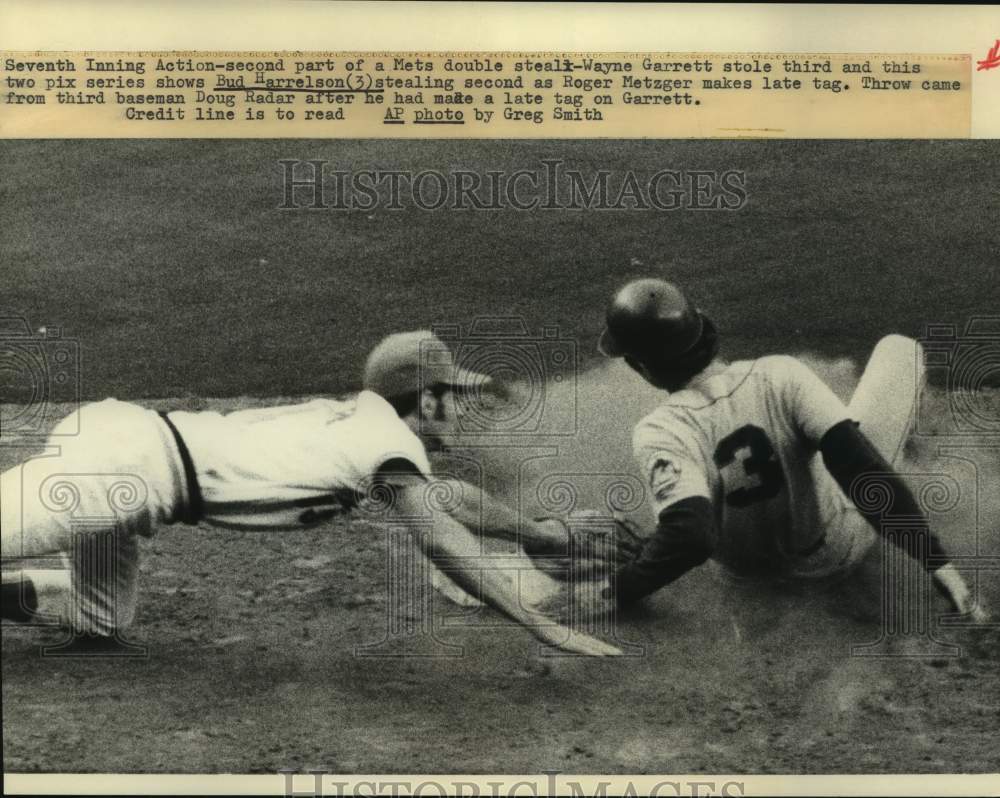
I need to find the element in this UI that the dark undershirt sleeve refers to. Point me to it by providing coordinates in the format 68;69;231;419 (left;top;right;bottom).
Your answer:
372;457;427;484
820;419;950;571
613;496;715;607
359;457;428;508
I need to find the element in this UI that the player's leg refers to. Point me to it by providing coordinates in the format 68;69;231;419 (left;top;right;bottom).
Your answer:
54;400;173;637
66;514;144;636
1;461;143;633
3;400;175;636
795;336;926;584
816;335;928;583
846;334;925;465
1;457;76;625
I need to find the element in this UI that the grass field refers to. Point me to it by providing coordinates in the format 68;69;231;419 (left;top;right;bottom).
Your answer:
2;140;999;776
2;140;998;398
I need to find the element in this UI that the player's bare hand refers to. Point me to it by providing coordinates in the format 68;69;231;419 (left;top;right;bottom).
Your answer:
532;623;622;657
932;563;984;618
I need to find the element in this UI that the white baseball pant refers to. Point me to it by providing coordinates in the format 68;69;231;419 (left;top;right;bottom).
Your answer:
1;399;186;635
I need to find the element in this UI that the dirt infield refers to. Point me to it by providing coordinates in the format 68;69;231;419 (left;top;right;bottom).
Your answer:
3;371;998;774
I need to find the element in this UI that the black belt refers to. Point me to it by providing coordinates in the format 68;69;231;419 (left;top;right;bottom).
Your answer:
158;411;205;525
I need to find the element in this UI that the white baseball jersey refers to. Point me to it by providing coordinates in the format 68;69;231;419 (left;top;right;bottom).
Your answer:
167;390;431;530
633;356;852;575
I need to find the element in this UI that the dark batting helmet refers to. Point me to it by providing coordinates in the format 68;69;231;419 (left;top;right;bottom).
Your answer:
598;278;719;388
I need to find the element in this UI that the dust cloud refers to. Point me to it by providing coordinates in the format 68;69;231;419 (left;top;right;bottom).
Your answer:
451;349;999;667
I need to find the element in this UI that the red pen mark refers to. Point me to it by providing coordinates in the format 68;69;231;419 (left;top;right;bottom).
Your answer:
977;39;1000;71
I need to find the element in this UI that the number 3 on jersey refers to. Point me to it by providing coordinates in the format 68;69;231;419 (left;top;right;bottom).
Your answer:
713;424;785;508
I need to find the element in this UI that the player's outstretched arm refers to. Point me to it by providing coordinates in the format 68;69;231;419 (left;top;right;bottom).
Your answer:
611;496;714;607
820;419;989;621
433;478;639;568
436;478;569;553
391;482;622;657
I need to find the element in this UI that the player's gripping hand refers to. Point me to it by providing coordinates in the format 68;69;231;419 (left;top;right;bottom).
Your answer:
604;513;646;561
527;511;645;574
926;562;998;658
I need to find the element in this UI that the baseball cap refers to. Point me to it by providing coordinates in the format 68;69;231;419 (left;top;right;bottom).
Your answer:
363;330;492;399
